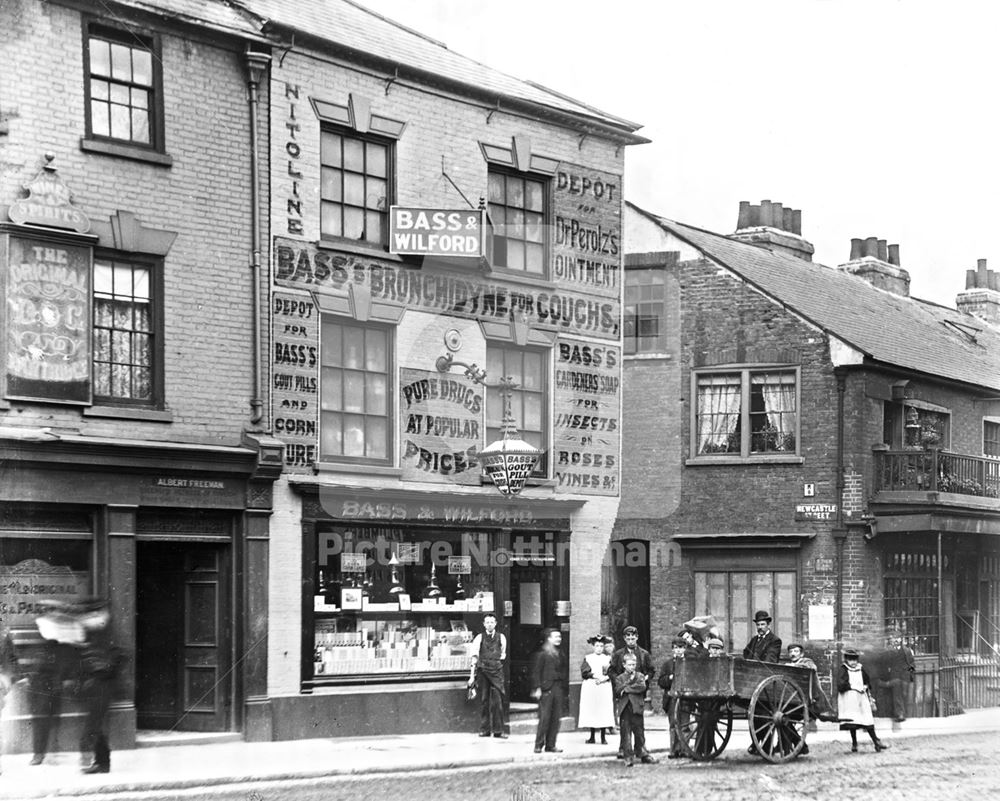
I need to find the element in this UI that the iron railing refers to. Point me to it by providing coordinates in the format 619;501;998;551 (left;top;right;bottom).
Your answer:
938;655;1000;713
874;449;1000;499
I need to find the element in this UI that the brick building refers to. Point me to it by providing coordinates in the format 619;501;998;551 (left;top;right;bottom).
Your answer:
248;0;646;739
1;0;648;748
621;200;1000;716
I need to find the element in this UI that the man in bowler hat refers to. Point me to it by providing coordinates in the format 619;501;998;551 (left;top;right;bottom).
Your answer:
743;610;782;663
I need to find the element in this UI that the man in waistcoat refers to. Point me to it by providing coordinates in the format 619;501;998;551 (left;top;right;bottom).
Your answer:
468;612;508;738
742;610;782;663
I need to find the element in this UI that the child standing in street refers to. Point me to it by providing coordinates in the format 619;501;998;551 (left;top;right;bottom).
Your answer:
613;653;656;766
837;648;889;753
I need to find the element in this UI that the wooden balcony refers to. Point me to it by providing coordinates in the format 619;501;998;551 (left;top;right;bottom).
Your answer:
874;449;1000;504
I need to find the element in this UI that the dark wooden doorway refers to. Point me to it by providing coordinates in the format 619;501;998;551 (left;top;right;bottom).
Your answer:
508;563;552;703
136;541;232;731
602;539;650;649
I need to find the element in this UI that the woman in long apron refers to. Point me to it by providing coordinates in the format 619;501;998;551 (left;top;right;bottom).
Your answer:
578;635;615;743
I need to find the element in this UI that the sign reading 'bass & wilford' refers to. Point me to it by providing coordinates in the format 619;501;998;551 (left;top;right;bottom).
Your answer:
389;208;486;257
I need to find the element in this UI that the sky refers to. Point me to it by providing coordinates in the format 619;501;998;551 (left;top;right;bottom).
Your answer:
355;0;1000;309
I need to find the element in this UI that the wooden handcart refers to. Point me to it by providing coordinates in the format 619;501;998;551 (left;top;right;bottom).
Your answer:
669;655;821;763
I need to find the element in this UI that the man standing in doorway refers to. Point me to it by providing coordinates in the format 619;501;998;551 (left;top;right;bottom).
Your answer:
531;628;565;753
468;612;507;738
743;610;782;662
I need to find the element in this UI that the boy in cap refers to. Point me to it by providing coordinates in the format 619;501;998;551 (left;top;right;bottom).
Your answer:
608;625;655;760
613;653;655;766
657;637;688;758
706;637;725;657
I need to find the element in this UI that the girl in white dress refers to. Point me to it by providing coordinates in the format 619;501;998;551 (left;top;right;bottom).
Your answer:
837;648;889;752
578;635;615;743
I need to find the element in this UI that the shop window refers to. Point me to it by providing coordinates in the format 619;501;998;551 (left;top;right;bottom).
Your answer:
320;129;391;246
319;318;391;463
694;570;796;652
0;538;92;633
93;257;160;404
984;420;1000;457
884;550;941;655
692;368;799;458
84;24;163;151
486;344;547;476
307;525;496;682
624;269;666;354
487;169;546;275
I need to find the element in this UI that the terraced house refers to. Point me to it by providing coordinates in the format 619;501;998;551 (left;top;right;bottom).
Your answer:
0;0;646;747
621;200;1000;716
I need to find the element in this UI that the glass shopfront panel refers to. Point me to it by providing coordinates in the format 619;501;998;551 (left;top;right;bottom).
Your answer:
307;524;498;681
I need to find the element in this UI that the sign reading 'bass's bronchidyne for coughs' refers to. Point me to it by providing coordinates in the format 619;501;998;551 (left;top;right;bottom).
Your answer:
389;207;486;257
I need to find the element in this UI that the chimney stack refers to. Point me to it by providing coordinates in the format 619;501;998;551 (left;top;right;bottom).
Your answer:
956;258;1000;326
837;236;909;296
730;199;815;261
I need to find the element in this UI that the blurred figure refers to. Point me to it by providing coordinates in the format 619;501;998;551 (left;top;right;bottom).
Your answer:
75;598;120;774
0;615;21;775
531;628;565;754
30;600;82;765
881;633;915;722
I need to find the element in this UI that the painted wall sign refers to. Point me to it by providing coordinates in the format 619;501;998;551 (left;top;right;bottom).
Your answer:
284;83;304;236
0;560;89;628
552;164;621;298
5;236;91;403
336;498;536;525
7;156;91;233
400;367;482;484
270;291;319;471
389;207;485;257
274;238;620;340
795;503;838;521
552;339;620;495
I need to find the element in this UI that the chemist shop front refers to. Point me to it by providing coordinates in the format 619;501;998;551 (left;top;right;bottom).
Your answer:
277;485;579;739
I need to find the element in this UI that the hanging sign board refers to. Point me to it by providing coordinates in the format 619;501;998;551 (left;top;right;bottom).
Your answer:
389;207;486;257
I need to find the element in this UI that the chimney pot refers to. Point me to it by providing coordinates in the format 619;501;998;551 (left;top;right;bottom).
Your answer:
790;209;802;236
978;258;989;287
865;237;879;258
737;201;751;229
887;244;900;266
877;239;888;262
760;200;773;227
966;269;977;290
850;238;864;260
991;271;1000;292
772;202;784;230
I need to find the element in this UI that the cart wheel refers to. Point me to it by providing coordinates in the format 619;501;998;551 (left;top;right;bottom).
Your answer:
672;697;733;761
748;675;808;763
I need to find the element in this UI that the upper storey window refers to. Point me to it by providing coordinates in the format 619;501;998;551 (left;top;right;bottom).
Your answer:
85;26;161;149
488;170;546;276
320;130;391;247
624;269;666;354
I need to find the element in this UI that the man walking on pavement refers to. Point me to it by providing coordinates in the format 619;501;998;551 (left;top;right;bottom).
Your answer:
881;632;915;722
531;628;565;753
468;612;508;738
608;625;656;762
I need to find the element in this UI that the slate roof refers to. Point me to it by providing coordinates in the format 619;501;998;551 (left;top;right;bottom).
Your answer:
628;202;1000;393
237;0;646;138
110;0;264;38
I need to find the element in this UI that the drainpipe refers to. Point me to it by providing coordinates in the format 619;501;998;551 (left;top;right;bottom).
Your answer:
832;368;849;651
245;49;271;427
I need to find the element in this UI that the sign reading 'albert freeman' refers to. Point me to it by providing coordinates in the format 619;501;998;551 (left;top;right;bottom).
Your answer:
400;368;483;485
389;208;486;257
5;236;92;403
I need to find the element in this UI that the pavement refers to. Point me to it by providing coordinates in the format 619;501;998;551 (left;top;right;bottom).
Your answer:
1;709;998;799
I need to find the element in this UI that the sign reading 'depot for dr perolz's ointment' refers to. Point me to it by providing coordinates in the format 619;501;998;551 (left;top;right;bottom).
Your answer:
389;207;485;257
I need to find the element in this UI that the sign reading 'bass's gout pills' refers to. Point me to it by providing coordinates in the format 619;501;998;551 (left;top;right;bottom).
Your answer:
389;207;485;256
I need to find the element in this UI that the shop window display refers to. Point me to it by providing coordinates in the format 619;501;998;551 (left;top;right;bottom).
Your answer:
308;525;496;680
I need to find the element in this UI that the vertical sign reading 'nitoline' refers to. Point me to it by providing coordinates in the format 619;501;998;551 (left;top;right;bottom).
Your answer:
271;292;318;470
